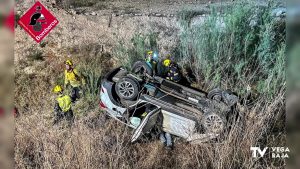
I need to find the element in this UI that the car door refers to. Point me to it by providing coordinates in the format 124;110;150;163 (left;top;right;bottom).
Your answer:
131;107;161;142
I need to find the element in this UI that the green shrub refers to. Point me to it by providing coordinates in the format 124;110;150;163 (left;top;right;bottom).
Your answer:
27;50;44;61
114;33;159;69
61;44;107;113
80;64;102;100
177;8;208;27
112;2;285;100
177;2;285;98
39;41;47;48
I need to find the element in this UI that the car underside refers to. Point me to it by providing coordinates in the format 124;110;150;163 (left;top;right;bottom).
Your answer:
100;61;239;143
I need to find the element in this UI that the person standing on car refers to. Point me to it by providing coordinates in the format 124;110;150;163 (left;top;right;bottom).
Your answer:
64;59;85;102
52;85;74;126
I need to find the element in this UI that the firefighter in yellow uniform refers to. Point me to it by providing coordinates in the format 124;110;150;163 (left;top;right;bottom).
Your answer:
165;60;182;83
64;59;85;102
157;58;182;83
145;50;158;72
53;85;74;125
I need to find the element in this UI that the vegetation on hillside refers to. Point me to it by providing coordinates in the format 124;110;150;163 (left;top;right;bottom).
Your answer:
15;1;286;168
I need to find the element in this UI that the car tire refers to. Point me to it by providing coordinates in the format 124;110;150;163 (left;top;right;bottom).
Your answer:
207;88;223;101
115;77;140;100
202;112;225;134
132;61;153;77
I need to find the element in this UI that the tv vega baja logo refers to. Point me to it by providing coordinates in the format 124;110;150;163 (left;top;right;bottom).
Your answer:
250;147;289;158
18;1;59;43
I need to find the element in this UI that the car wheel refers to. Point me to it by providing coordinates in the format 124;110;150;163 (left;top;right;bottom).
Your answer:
202;112;225;134
115;77;140;100
132;61;153;77
222;90;239;107
207;88;222;101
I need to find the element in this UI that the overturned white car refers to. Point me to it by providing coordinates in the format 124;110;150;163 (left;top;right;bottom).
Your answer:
99;61;239;143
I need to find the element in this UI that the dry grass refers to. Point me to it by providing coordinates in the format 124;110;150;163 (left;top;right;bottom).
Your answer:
14;1;285;168
14;93;285;168
14;44;285;168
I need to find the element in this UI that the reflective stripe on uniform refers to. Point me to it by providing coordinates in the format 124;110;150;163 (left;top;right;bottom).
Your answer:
166;65;181;82
56;95;72;112
65;69;81;87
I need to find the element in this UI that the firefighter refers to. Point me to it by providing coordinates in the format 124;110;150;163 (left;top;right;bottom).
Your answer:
145;50;158;72
166;62;182;83
157;58;182;83
52;85;74;125
64;59;85;102
157;58;171;77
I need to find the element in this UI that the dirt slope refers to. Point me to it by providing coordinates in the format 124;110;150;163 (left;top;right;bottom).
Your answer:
15;0;215;63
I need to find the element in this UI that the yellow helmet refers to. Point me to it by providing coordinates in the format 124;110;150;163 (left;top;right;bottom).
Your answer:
163;59;171;67
147;50;153;55
64;59;73;66
53;85;63;93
